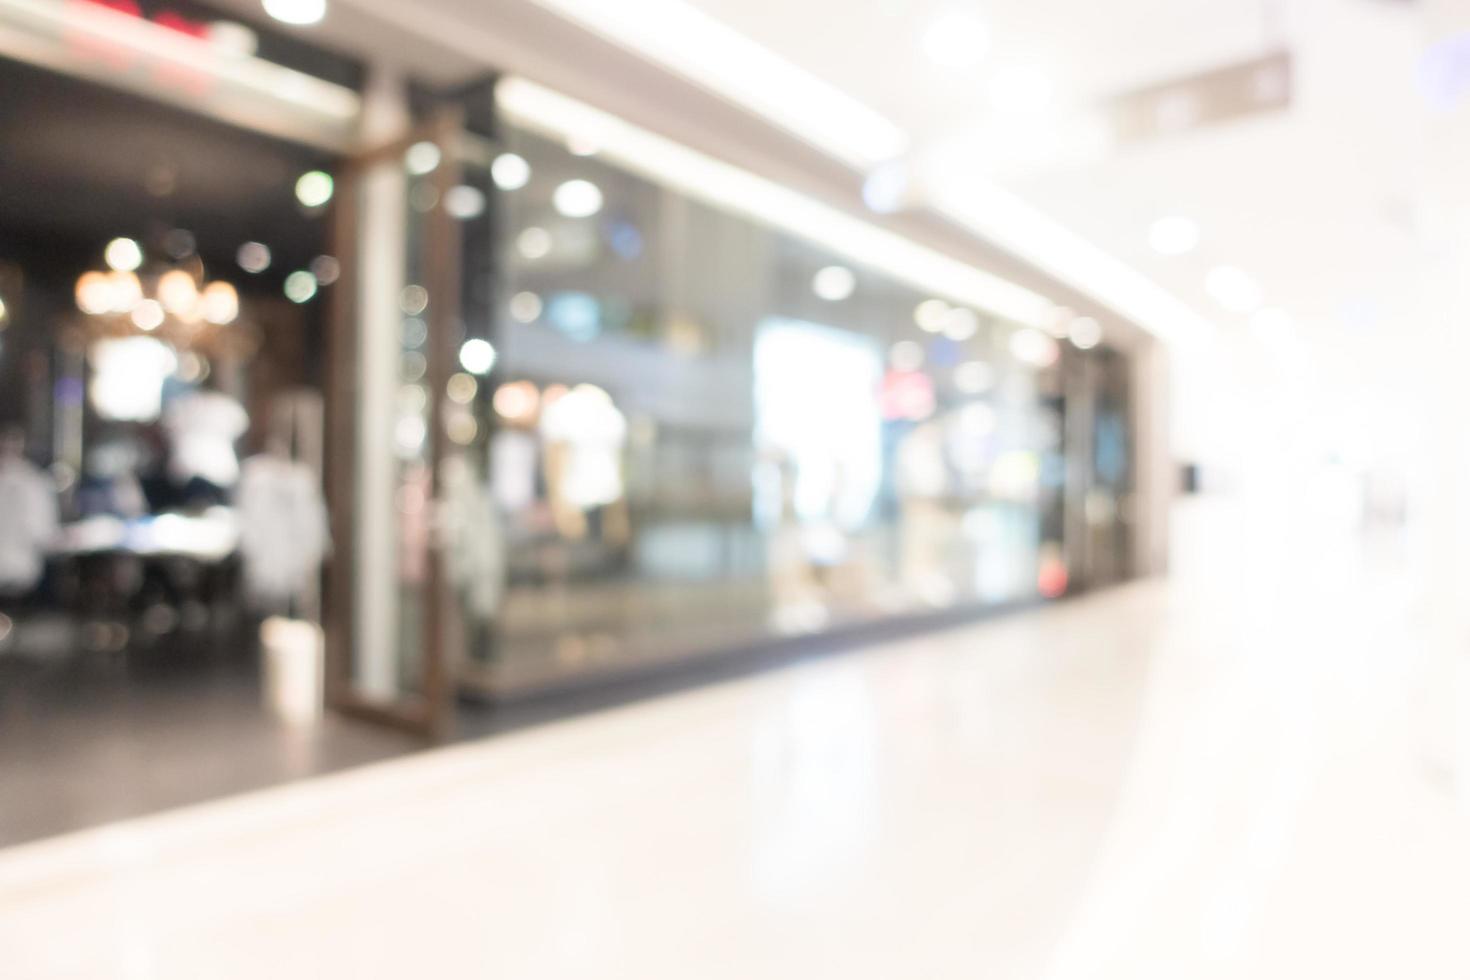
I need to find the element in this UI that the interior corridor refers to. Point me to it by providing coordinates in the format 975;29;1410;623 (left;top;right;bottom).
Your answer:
2;500;1466;979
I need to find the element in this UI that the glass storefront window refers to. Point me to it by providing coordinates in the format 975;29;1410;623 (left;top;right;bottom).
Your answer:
456;125;1133;698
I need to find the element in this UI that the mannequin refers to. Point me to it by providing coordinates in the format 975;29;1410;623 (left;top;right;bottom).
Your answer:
236;435;328;616
163;381;248;505
0;426;58;600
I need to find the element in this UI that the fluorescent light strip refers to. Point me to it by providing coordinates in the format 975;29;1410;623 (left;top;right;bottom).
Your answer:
499;78;1054;328
523;0;908;170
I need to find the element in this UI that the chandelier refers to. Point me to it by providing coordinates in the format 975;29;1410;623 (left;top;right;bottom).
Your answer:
73;236;241;343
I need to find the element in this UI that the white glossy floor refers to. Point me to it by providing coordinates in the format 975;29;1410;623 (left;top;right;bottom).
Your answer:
3;501;1470;978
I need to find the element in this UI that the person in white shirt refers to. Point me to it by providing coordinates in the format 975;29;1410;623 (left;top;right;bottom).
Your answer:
164;387;249;492
539;384;630;544
0;426;58;599
235;442;329;613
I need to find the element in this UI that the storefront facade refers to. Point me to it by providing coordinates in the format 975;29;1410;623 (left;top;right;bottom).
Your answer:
0;0;1162;740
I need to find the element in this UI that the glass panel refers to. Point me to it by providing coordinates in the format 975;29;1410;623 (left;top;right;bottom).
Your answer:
459;125;1128;698
437;143;500;669
346;145;438;706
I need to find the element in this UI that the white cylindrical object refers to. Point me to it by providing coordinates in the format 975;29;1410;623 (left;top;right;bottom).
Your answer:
261;617;324;725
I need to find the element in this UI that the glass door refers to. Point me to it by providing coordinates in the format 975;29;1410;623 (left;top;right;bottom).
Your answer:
324;108;465;738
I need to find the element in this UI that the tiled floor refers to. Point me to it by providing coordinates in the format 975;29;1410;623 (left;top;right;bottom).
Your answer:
2;503;1467;977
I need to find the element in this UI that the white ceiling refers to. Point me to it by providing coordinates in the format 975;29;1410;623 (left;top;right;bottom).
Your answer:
687;0;1273;137
272;0;1459;363
674;0;1438;350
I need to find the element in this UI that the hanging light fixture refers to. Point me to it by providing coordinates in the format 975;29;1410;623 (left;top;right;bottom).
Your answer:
75;242;243;338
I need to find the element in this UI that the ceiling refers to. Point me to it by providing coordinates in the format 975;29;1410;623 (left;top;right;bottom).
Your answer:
623;0;1440;348
122;0;1466;369
686;0;1275;138
490;0;1470;385
0;56;332;289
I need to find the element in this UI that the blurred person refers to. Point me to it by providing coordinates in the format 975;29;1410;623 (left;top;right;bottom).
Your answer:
398;461;433;585
236;436;329;614
163;381;248;506
75;437;149;520
540;383;630;547
896;416;955;604
766;454;829;632
438;453;505;623
0;425;58;601
491;414;540;514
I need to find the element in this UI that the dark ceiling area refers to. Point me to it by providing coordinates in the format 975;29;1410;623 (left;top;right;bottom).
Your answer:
0;55;337;290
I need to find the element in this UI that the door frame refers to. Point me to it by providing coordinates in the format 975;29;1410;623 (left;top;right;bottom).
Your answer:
323;105;465;739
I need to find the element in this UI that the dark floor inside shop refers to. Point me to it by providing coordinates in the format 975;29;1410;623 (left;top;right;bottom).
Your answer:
0;619;418;848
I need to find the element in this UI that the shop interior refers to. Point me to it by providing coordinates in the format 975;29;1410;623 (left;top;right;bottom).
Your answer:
0;55;411;843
